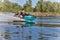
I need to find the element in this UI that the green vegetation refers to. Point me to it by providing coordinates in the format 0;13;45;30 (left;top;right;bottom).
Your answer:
0;0;22;13
0;0;60;16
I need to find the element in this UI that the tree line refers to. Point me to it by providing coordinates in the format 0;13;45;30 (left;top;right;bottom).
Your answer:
0;0;60;13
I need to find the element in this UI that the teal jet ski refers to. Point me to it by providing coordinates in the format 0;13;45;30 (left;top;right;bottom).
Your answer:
13;14;36;22
23;14;36;22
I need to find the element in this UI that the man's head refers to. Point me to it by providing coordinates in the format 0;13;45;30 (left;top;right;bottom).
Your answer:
22;9;26;14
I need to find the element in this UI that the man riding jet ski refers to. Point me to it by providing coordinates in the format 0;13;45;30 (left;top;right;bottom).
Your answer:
14;9;36;21
14;9;27;19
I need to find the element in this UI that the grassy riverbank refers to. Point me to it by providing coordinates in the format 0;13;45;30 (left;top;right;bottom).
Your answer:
27;12;60;16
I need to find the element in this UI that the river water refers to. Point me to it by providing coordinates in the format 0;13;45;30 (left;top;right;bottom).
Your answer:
0;16;60;40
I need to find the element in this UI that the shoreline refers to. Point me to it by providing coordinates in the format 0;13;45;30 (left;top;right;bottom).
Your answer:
1;12;60;17
27;12;60;17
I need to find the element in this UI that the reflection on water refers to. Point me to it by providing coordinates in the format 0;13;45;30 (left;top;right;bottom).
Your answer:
2;26;60;40
1;16;60;40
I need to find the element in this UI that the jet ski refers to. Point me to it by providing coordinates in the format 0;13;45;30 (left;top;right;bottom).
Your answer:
14;14;36;22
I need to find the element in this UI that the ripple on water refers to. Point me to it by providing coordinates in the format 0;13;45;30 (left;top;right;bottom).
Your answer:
0;16;60;40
